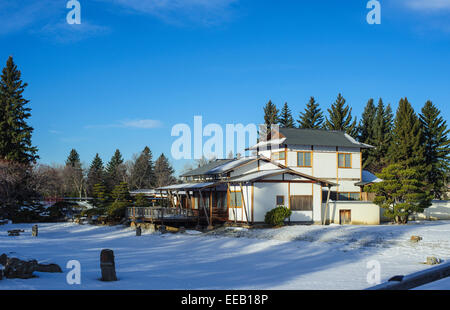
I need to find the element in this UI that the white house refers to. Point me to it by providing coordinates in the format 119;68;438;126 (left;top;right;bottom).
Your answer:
155;128;385;227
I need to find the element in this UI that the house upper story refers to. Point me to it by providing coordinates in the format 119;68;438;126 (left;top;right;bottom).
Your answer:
247;128;374;195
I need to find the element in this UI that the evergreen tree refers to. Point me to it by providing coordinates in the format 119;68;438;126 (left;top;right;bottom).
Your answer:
0;56;38;164
87;153;104;195
325;93;358;137
389;98;425;171
129;146;155;190
278;102;294;128
108;181;131;218
367;99;393;173
419;100;450;198
154;153;176;187
359;99;377;169
261;100;279;140
66;149;81;167
358;99;377;144
297;97;324;129
263;100;279;128
92;183;109;209
63;149;85;197
367;163;432;224
105;149;126;191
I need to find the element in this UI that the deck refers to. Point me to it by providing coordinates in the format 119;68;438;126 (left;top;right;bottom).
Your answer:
126;207;228;226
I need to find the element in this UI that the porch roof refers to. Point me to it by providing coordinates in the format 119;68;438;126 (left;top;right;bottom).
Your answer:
223;168;337;186
158;182;219;191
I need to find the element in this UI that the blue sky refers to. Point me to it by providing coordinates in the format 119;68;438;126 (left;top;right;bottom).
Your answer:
1;0;450;176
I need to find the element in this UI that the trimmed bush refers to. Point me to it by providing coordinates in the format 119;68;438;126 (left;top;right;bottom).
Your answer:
264;206;292;227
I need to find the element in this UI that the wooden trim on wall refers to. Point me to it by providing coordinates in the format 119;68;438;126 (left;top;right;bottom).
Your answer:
251;183;254;223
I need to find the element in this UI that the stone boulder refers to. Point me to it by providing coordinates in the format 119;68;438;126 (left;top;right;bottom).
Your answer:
410;236;423;243
426;257;441;265
0;254;62;279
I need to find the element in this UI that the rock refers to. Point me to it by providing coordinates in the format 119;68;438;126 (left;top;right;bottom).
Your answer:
35;263;62;273
136;226;141;236
4;257;38;279
130;221;136;228
426;257;441;265
159;225;167;234
410;236;422;243
32;225;38;237
100;249;117;281
0;254;62;279
0;253;7;266
179;227;186;234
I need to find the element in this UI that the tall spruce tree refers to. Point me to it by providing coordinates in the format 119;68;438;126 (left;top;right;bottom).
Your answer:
129;146;155;190
66;149;81;167
263;100;279;128
297;97;324;129
368;99;393;173
0;56;38;164
87;153;104;195
359;99;377;169
278;102;294;128
105;149;126;191
325;93;358;137
154;153;176;187
389;98;426;171
63;149;85;197
419;100;450;198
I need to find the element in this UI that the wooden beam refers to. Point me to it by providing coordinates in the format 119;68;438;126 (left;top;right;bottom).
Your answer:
239;183;249;224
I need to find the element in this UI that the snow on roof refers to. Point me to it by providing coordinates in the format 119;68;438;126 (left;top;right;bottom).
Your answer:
355;170;383;186
225;169;289;182
158;182;218;191
247;138;287;151
206;156;257;174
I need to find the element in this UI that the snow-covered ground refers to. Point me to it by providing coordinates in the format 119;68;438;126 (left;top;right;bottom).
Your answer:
0;221;449;290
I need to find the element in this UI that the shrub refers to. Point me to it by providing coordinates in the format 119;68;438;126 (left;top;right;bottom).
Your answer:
264;206;292;227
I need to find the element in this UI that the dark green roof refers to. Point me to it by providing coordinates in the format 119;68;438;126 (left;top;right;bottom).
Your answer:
278;128;373;149
180;159;235;177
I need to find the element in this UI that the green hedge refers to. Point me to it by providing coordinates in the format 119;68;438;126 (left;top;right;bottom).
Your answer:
264;206;292;227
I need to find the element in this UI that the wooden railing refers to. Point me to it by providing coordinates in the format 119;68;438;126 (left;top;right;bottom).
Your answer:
126;207;195;220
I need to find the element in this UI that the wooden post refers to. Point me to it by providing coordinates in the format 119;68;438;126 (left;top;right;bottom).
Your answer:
239;183;249;224
100;249;117;281
199;190;210;226
32;225;38;237
323;185;332;225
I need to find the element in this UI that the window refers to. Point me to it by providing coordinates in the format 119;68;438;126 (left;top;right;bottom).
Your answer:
276;195;285;206
338;153;352;168
272;151;286;161
337;192;361;201
290;195;313;211
297;152;312;167
230;191;242;208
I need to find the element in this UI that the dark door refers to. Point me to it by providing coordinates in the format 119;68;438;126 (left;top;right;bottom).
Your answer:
339;210;351;225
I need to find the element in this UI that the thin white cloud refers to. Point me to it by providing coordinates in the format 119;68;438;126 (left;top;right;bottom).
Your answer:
403;0;450;11
36;21;110;43
102;0;238;26
120;119;163;128
0;0;108;41
86;119;163;129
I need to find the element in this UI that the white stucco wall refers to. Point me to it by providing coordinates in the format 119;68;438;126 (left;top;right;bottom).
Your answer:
322;201;381;225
